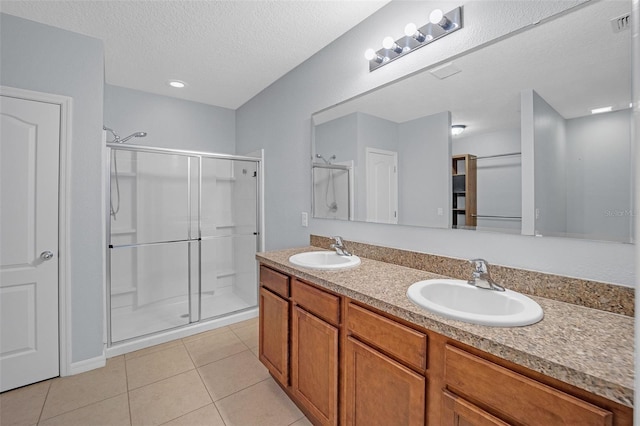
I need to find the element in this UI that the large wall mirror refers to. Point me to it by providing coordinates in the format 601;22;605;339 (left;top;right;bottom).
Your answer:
311;0;633;243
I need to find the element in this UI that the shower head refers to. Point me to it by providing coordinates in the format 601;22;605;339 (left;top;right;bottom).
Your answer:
118;132;147;144
316;153;336;164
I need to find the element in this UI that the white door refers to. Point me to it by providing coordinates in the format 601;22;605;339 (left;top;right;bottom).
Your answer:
365;148;398;224
0;95;60;392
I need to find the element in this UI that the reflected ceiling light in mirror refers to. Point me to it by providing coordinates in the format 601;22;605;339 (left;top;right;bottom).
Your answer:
451;125;466;136
364;6;463;72
168;80;186;88
591;106;613;114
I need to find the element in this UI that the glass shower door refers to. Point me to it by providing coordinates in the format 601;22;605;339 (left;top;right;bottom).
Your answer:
108;149;197;343
199;157;258;320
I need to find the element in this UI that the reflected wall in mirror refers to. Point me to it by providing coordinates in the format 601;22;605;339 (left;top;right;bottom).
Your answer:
311;0;633;242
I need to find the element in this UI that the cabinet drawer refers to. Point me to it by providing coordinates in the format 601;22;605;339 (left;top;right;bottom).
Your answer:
291;279;340;326
346;302;427;371
260;265;290;298
444;345;613;426
442;390;510;426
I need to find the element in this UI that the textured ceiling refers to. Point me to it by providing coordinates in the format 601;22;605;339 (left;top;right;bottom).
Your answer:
0;0;389;109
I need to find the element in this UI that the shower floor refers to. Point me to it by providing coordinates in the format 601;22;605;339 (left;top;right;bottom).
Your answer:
111;291;254;343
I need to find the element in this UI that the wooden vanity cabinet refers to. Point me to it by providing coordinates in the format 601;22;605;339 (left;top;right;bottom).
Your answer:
443;345;614;426
343;301;427;426
258;266;290;386
258;264;632;426
291;279;340;426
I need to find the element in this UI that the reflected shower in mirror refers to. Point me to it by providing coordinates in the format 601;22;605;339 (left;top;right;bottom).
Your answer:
311;0;633;242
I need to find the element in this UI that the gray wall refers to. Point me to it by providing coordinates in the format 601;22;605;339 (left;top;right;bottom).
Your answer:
104;84;235;154
565;109;632;241
236;0;634;287
532;90;568;236
314;113;358;165
0;13;105;362
398;111;450;228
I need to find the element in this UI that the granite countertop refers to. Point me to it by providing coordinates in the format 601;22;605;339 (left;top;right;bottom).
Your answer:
257;246;634;408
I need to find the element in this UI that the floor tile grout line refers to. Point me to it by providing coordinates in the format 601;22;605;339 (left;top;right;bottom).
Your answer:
192;362;228;426
124;355;133;426
195;349;270;404
35;380;52;425
191;345;253;370
213;376;273;404
36;392;130;425
124;340;185;362
126;365;197;392
180;326;234;344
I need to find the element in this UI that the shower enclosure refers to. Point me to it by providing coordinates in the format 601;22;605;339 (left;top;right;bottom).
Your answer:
106;143;262;347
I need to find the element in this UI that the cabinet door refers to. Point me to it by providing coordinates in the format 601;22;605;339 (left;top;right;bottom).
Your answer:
442;390;510;426
344;336;425;426
259;287;289;385
291;306;339;426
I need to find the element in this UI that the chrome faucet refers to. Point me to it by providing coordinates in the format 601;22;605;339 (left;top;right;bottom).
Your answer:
330;236;352;256
468;259;505;291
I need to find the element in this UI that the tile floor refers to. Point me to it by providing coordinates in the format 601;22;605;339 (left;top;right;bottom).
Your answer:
0;318;312;426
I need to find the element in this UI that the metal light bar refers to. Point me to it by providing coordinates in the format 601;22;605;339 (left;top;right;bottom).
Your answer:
366;6;463;72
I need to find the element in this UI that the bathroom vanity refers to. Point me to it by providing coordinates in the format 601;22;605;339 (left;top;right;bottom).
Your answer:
257;246;633;426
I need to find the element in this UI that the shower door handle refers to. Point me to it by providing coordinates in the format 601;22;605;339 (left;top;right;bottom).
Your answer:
40;250;54;261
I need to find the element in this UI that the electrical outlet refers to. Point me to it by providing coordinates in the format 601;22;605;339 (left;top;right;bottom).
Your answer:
301;212;308;227
437;207;444;216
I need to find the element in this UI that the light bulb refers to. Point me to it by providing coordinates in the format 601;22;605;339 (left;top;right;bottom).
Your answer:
382;36;395;50
429;9;444;25
364;48;377;61
404;23;417;37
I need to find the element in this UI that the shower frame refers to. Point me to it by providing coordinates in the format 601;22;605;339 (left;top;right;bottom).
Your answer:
105;142;263;348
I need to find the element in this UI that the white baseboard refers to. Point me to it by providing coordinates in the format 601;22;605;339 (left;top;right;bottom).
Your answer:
67;353;106;376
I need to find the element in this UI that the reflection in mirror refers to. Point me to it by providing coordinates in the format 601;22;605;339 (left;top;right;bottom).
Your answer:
311;0;632;242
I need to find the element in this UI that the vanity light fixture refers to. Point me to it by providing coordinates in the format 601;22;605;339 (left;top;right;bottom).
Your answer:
451;124;466;136
168;80;186;88
364;6;463;72
591;106;613;114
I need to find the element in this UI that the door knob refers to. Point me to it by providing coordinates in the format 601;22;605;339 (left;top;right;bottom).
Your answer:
40;251;54;261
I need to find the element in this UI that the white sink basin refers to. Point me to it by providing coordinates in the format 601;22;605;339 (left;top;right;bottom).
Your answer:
407;279;543;327
289;251;361;270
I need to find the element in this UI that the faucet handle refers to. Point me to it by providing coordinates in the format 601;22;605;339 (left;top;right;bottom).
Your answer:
332;236;344;245
469;258;489;273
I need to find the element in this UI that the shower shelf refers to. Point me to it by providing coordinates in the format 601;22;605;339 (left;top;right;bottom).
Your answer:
217;270;236;278
216;224;236;229
216;177;236;182
111;286;136;295
111;228;137;235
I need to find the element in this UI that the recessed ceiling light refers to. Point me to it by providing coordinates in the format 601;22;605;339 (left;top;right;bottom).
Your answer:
168;80;186;88
590;106;612;114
